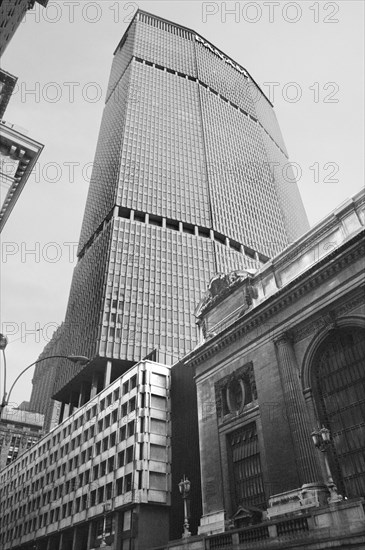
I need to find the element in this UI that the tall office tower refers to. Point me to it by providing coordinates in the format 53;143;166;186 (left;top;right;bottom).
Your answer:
0;0;49;57
53;10;309;408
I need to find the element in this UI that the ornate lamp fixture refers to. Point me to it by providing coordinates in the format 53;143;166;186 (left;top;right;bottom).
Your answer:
311;425;343;504
178;476;191;539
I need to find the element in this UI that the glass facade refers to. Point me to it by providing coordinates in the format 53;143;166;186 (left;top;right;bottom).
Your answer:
54;10;309;395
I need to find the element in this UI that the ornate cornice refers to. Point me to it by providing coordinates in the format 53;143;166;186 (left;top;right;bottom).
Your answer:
185;229;365;369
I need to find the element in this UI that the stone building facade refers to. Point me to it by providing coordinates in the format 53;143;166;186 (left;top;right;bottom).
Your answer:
180;189;365;541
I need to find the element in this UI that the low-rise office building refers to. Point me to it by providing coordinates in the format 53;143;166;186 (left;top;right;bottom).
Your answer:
0;360;171;550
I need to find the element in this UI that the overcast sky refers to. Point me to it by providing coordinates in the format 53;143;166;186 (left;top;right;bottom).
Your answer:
1;0;364;407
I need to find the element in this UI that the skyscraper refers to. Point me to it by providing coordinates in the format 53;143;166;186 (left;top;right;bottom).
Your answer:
53;10;309;407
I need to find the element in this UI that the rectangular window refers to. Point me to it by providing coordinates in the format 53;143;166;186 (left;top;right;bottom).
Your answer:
127;421;134;438
151;395;166;410
149;472;166;491
227;422;265;508
150;444;166;462
125;473;132;492
120;426;126;441
116;477;123;495
118;451;125;468
126;447;133;464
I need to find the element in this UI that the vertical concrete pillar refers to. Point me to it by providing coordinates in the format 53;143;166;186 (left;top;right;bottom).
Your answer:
86;521;93;550
104;360;112;389
59;402;65;424
72;525;82;550
46;537;51;550
78;385;83;408
63;403;70;421
113;511;122;550
274;333;321;484
58;532;64;550
90;372;98;399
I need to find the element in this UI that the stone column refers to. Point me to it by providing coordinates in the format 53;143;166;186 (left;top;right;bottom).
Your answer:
274;333;321;484
58;532;64;550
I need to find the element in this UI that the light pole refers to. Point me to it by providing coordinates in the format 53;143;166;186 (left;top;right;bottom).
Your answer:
0;333;89;419
311;425;343;504
100;501;112;548
178;476;191;539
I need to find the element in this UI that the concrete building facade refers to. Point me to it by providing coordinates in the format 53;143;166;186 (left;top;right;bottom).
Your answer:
0;360;171;550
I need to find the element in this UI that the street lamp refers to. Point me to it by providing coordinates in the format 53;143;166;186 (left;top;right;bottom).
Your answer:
178;476;191;539
311;425;343;504
0;333;90;418
100;501;112;548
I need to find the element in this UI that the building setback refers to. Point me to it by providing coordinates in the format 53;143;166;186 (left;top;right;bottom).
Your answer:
51;9;309;411
0;360;171;550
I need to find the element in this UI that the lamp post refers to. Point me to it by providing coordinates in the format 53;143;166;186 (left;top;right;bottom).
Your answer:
178;476;191;539
311;425;343;504
0;333;90;419
100;501;112;548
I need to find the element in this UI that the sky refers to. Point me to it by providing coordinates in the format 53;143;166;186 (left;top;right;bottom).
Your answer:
0;0;364;407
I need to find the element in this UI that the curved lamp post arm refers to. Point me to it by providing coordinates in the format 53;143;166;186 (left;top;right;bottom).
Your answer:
1;354;90;410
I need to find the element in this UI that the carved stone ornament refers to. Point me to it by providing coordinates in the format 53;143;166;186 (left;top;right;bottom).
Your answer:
214;362;257;419
197;270;257;317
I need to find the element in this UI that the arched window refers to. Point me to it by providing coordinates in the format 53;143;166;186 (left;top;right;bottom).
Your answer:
311;327;365;498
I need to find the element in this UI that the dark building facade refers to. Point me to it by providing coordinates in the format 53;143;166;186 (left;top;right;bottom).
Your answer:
52;9;309;407
0;0;48;58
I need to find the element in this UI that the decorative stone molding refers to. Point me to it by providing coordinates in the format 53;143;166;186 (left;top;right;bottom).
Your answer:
214;363;257;420
292;294;365;343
